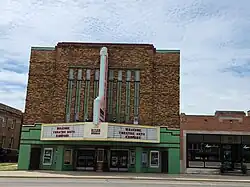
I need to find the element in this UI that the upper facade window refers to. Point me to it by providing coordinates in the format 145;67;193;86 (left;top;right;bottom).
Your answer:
0;117;4;127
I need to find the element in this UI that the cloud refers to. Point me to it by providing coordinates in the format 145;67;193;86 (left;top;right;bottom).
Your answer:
0;0;250;114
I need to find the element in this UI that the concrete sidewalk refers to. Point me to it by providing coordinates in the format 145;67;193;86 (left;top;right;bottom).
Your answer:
0;171;250;183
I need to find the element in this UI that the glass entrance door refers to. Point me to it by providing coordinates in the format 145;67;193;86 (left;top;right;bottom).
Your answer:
222;145;233;169
110;150;129;172
76;149;96;171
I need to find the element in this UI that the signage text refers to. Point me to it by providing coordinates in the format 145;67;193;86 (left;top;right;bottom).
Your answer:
91;128;101;135
52;126;76;137
119;128;146;139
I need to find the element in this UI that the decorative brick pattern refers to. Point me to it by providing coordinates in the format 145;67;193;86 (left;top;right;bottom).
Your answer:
23;43;180;128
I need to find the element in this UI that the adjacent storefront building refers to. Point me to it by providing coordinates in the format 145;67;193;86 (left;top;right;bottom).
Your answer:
180;111;250;174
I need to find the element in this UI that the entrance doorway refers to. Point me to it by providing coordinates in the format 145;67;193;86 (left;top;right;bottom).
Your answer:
110;150;129;172
29;147;41;170
161;150;168;173
221;144;242;169
76;149;96;171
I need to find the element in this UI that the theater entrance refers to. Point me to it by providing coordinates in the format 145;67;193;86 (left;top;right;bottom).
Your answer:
110;149;129;172
75;149;96;171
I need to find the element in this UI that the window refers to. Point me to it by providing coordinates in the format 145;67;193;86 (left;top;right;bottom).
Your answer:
74;69;83;122
243;145;250;163
221;135;241;144
65;69;74;122
83;69;91;121
130;150;136;166
125;70;131;123
2;117;7;128
141;152;148;167
43;148;53;165
64;149;72;165
1;136;6;148
9;137;14;148
187;143;220;162
203;135;220;143
93;69;99;98
187;134;203;143
116;70;123;123
0;117;4;127
10;119;16;129
134;70;140;124
150;151;159;168
107;70;114;121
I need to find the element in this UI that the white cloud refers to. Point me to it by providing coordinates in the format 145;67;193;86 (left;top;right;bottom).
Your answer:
0;0;250;114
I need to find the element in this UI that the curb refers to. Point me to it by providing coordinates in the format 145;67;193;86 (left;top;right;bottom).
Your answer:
0;176;250;183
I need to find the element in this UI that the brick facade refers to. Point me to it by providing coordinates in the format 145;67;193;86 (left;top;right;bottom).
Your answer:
0;103;23;149
23;42;180;128
180;111;250;163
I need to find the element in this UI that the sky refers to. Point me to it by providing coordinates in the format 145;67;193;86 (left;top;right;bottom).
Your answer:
0;0;250;115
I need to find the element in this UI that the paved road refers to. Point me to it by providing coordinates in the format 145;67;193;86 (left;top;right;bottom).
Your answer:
0;178;249;187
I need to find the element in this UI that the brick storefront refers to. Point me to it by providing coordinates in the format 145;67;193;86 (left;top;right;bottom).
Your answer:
180;111;250;174
24;42;180;128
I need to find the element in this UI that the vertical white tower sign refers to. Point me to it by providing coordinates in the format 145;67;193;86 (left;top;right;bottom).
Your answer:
93;47;108;125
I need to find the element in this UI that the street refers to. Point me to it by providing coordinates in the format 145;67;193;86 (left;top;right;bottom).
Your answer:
0;178;249;187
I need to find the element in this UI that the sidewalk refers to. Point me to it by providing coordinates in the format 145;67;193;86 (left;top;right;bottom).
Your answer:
0;171;250;183
0;171;250;182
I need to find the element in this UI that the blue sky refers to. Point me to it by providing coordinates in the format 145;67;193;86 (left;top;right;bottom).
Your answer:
0;0;250;114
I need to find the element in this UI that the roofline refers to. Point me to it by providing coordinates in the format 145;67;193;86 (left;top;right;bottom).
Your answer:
31;47;55;51
156;49;180;53
57;42;154;48
0;103;23;115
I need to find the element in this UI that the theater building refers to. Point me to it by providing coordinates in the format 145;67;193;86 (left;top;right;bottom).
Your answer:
180;111;250;174
17;42;180;173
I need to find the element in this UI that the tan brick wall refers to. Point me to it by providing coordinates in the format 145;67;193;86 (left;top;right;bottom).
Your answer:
23;49;55;124
23;43;180;128
153;52;180;128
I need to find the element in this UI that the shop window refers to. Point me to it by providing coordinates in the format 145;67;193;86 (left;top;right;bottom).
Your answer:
203;144;220;161
243;145;250;163
242;136;250;144
187;143;221;167
141;152;148;167
187;134;203;143
149;151;159;168
64;149;72;165
203;135;220;143
130;150;136;166
43;148;53;165
187;143;203;162
221;135;241;144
